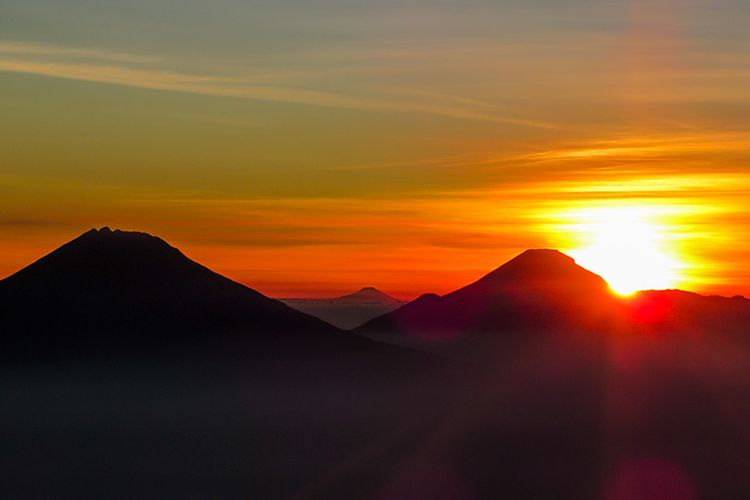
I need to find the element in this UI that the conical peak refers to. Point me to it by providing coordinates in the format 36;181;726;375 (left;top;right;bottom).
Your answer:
74;227;174;251
9;227;190;285
353;287;390;298
509;248;575;266
338;286;401;303
81;226;116;237
466;248;607;291
489;249;580;278
81;226;153;239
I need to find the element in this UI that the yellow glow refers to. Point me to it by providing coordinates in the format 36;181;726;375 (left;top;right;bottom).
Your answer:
563;207;682;295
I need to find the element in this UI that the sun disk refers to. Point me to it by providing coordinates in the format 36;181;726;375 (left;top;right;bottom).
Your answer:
564;207;682;295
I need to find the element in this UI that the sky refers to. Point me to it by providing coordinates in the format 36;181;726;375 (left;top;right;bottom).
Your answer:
1;0;750;299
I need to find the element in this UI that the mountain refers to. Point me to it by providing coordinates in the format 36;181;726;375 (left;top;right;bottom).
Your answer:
0;228;364;360
357;249;750;362
359;249;616;335
626;289;750;336
281;287;405;329
336;287;403;304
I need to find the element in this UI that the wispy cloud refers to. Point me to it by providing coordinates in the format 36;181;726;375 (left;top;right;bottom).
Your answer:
0;41;161;64
0;217;69;228
0;40;555;128
0;58;379;108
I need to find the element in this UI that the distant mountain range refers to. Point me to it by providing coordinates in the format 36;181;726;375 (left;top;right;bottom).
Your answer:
357;248;750;362
3;227;750;363
281;287;405;329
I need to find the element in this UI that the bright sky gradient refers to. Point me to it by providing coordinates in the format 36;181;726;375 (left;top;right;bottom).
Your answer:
2;0;750;299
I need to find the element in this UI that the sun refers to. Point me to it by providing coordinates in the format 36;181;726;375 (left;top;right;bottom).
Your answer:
563;207;681;295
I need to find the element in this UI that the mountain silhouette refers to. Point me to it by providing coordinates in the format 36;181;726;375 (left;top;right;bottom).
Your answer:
357;249;750;364
0;227;361;360
334;287;403;305
626;289;750;336
282;287;405;329
358;249;618;348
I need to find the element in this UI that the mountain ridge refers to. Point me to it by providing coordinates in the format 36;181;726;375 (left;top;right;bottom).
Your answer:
356;249;750;362
5;229;750;362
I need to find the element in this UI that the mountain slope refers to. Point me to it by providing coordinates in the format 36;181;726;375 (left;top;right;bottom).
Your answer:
0;228;352;359
626;289;750;336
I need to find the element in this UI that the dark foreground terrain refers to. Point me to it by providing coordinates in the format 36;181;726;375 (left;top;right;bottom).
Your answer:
4;333;750;500
4;230;750;499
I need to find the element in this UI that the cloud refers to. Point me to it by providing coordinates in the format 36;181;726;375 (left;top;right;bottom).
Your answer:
0;217;69;228
0;41;161;64
0;40;555;128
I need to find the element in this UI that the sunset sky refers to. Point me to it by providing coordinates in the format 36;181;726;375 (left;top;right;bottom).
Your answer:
2;0;750;299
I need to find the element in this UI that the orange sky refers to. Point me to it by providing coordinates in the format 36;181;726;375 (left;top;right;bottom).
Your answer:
2;0;750;299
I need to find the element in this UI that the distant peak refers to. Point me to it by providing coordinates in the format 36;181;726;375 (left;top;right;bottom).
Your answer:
337;286;402;303
353;286;391;297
